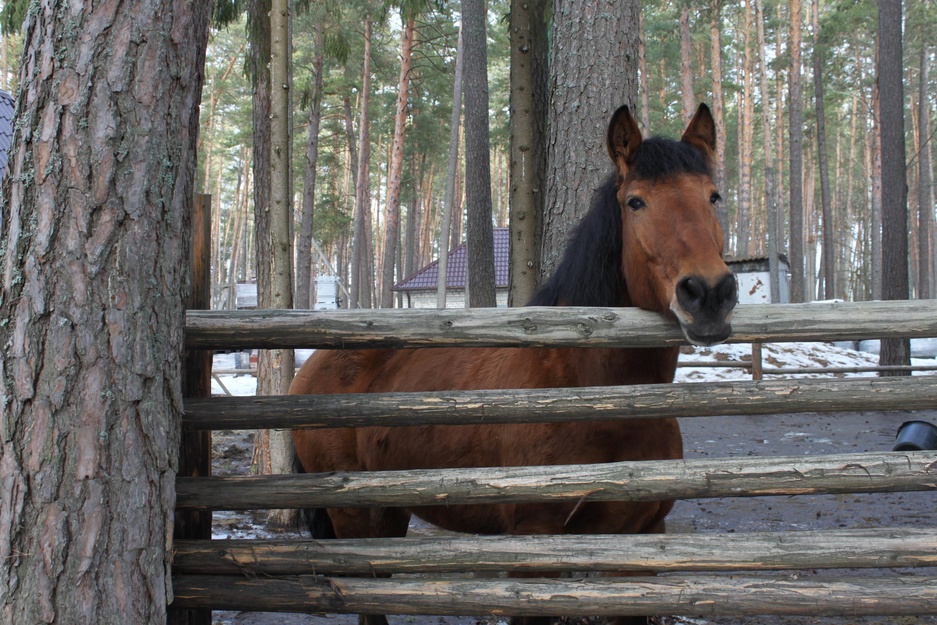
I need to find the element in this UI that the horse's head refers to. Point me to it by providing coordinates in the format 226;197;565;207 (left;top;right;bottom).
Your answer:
606;104;737;346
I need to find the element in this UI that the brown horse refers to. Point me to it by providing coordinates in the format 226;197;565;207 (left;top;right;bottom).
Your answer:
290;104;737;625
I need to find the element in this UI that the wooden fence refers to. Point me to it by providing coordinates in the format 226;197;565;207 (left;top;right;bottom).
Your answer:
171;300;937;619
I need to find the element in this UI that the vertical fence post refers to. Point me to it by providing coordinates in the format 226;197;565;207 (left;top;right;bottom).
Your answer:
169;194;213;625
751;342;763;380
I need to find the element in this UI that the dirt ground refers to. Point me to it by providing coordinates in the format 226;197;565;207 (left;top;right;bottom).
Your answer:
209;406;937;625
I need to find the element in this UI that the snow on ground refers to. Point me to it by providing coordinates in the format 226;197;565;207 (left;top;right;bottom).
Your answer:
211;341;937;397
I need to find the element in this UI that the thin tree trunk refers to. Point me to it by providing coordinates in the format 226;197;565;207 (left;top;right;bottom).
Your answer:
463;0;497;307
451;123;465;249
812;0;835;299
680;7;695;125
917;41;934;299
381;16;415;308
789;0;806;302
878;0;911;372
352;15;374;309
755;0;780;302
0;2;211;622
439;25;465;308
710;0;729;243
297;21;325;310
737;0;754;257
260;0;296;527
844;88;859;299
508;2;547;306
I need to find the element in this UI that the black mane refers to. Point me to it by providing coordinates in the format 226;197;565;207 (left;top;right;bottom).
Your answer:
527;137;710;307
527;175;623;307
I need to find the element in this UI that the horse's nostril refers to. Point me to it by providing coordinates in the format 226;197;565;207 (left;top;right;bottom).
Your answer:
676;276;706;312
717;273;738;306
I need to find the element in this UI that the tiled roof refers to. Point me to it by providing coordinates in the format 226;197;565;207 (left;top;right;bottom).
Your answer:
394;228;509;291
0;90;13;181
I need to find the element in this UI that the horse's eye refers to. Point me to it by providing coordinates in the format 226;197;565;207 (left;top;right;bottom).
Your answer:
710;192;722;205
627;197;646;211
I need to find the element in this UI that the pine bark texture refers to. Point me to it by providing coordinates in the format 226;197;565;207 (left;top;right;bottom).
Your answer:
917;42;933;299
812;0;835;299
541;0;639;277
736;0;754;256
878;0;911;372
352;16;374;309
755;0;780;302
439;26;464;308
788;0;806;302
679;8;695;125
709;0;730;242
0;2;211;623
380;17;415;308
261;0;296;523
463;0;497;308
507;0;546;307
297;22;325;310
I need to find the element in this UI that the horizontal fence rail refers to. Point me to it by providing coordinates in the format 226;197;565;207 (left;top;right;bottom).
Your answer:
183;375;937;430
172;573;937;616
184;300;937;349
178;300;937;618
172;527;937;575
176;451;937;510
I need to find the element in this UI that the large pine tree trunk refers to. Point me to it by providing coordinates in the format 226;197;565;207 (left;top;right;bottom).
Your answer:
0;2;210;622
380;16;415;308
542;0;639;275
878;0;911;372
788;0;806;302
463;0;497;308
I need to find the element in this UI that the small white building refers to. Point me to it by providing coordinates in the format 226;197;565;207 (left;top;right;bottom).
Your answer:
725;255;791;304
314;275;340;310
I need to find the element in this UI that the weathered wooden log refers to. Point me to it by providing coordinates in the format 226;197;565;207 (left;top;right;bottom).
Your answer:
172;527;937;575
175;451;937;510
171;573;937;616
184;300;937;349
183;375;937;430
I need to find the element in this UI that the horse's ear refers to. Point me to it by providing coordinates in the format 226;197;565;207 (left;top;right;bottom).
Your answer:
606;105;642;173
681;103;716;161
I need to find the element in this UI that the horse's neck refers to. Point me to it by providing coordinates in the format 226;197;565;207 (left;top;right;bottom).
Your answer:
572;345;680;387
574;287;680;386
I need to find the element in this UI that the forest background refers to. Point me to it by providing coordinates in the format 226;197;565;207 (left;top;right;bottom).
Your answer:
189;0;936;310
0;0;933;307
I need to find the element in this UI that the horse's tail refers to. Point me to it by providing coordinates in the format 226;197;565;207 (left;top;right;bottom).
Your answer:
292;451;336;539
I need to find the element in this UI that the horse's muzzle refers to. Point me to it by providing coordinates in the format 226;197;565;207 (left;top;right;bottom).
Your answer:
673;272;738;346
